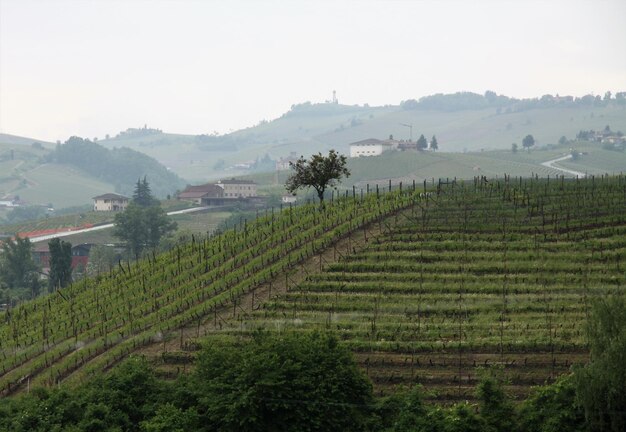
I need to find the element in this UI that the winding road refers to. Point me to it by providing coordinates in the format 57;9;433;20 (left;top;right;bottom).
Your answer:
540;154;587;178
25;206;211;243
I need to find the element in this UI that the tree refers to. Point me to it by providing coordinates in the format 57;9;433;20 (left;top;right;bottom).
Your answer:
574;296;626;432
0;236;41;299
133;176;157;207
114;179;176;258
192;331;374;432
430;135;438;151
518;375;585;432
522;134;535;152
6;206;46;223
86;245;117;276
285;150;350;205
511;143;518;153
145;205;177;249
416;134;428;150
477;374;517;432
48;238;73;291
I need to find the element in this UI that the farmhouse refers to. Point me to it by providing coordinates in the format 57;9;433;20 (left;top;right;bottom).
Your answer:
216;179;257;198
32;243;94;272
177;184;224;205
178;179;258;205
92;193;129;211
349;136;418;157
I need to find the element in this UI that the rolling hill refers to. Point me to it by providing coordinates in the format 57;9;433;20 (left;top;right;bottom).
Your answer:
2;175;624;403
95;93;626;182
0;136;186;218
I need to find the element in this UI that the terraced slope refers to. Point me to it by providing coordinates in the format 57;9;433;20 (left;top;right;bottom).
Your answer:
3;175;625;403
0;186;421;395
213;175;626;402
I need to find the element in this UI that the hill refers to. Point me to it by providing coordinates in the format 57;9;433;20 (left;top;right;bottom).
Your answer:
1;175;624;403
0;140;114;215
0;136;187;220
240;139;626;195
45;137;186;198
95;92;626;182
0;133;55;148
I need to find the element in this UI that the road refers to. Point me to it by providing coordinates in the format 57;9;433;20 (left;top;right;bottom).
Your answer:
540;155;587;178
26;206;212;243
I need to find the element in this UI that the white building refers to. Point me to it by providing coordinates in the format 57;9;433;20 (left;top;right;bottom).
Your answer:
93;193;129;211
349;139;395;157
216;179;258;198
276;152;299;171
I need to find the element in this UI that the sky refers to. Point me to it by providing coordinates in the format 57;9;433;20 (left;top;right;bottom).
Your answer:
1;0;625;142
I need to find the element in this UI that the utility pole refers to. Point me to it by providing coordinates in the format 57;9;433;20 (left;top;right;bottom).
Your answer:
400;123;413;141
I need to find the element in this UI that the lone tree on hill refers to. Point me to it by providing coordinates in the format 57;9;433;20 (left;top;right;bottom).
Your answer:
286;150;350;206
48;238;73;291
522;134;535;152
430;135;439;151
417;134;428;150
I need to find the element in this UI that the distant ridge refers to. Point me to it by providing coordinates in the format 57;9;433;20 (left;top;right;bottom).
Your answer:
0;133;54;147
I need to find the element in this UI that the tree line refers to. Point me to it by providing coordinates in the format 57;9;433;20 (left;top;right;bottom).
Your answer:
45;137;185;198
0;236;74;305
401;90;626;112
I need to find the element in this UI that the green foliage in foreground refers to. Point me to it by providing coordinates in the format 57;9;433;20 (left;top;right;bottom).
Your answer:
191;331;374;432
573;296;626;432
0;333;373;432
4;292;624;432
3;322;621;432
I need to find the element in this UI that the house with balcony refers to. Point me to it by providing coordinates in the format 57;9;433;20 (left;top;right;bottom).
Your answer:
92;193;129;211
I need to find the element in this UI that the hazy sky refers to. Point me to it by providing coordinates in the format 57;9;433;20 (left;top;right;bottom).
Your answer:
1;0;625;142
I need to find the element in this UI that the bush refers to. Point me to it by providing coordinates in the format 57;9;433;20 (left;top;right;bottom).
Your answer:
192;331;374;432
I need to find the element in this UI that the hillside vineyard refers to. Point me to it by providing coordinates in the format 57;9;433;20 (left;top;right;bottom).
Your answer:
2;175;626;402
0;184;418;394
216;175;626;402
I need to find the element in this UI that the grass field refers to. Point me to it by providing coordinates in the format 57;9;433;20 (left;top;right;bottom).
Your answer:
558;149;626;176
169;210;232;235
241;143;619;194
15;164;114;208
0;140;118;210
